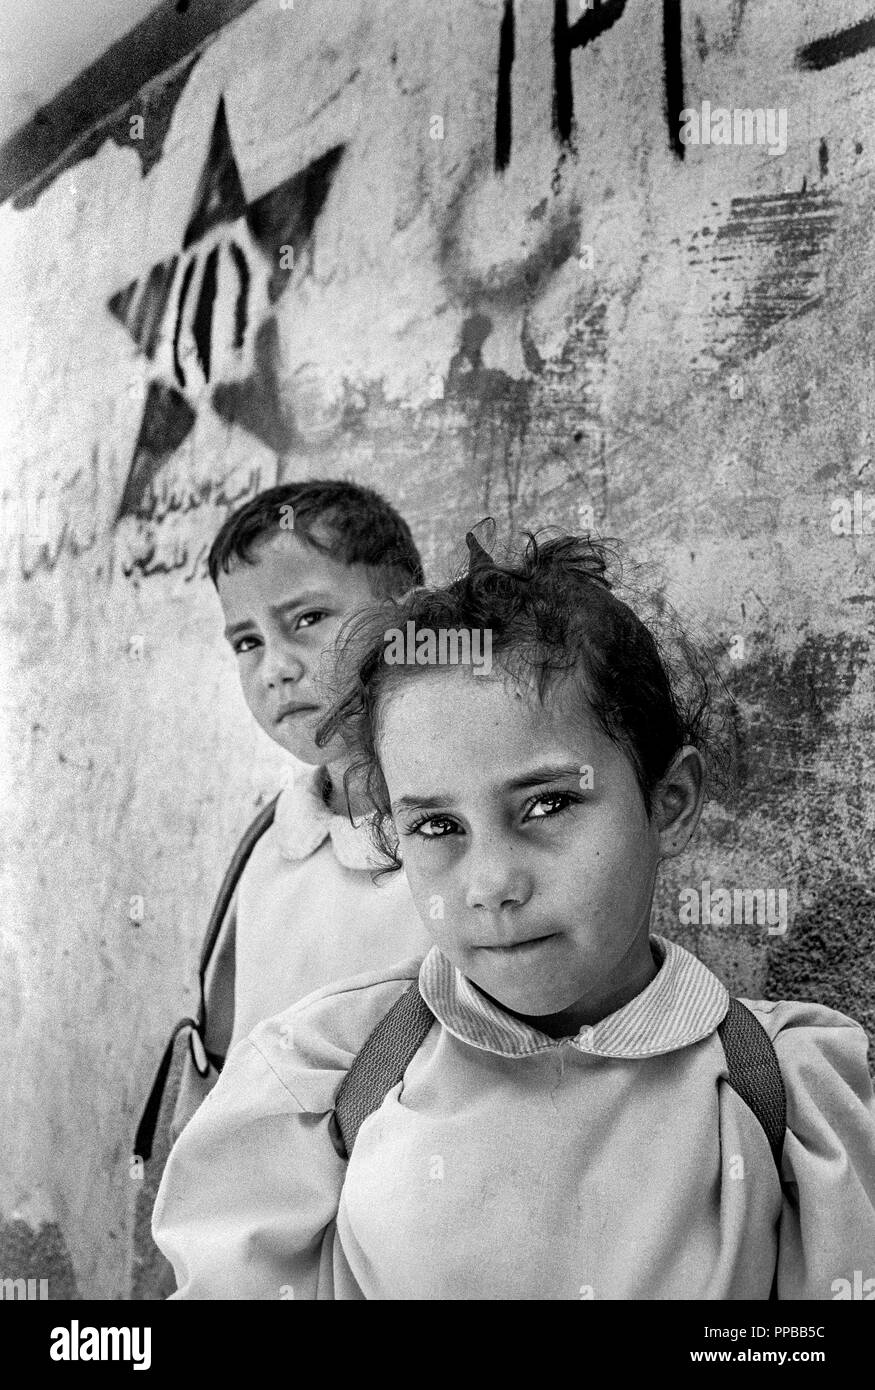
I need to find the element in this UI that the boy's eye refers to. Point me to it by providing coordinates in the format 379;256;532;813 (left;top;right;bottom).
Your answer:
523;791;580;820
404;814;459;839
232;635;261;655
294;610;329;631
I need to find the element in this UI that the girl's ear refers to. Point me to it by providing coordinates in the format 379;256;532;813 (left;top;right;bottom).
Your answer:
652;746;706;859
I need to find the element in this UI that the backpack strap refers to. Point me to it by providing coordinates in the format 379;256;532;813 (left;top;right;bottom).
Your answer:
133;794;280;1161
334;982;435;1159
334;988;789;1183
717;997;787;1172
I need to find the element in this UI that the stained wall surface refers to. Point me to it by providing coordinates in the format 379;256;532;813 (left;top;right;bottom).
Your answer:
0;0;873;1299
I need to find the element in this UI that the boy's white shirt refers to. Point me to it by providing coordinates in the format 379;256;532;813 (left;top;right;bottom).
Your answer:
154;935;875;1300
229;759;430;1047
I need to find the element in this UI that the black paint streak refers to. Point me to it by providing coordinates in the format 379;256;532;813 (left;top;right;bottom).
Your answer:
552;0;629;146
192;245;219;381
109;255;179;360
134;256;179;360
688;189;838;361
183;97;247;250
173;257;197;389
107;281;139;330
495;0;515;172
796;14;875;71
663;0;685;160
116;382;196;520
229;241;249;349
552;0;574;146
246;145;345;303
212;318;294;452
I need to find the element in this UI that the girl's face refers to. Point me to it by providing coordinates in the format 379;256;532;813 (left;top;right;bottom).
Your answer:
378;666;701;1032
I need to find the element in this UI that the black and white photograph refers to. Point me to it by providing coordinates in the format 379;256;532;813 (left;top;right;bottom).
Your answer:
1;0;874;1351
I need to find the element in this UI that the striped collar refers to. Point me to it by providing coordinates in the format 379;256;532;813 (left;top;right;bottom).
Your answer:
417;935;729;1059
273;761;384;871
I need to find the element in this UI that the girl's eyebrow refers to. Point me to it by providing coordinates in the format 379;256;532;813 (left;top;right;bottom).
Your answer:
392;763;585;813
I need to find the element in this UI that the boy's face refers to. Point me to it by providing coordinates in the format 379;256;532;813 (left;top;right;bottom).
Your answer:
378;667;667;1026
218;529;378;764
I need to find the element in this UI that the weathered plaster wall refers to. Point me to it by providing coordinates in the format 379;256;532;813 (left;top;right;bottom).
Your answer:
0;0;873;1299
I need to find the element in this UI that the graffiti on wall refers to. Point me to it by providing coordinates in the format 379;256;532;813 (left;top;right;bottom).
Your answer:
493;2;875;171
6;3;875;585
108;96;344;521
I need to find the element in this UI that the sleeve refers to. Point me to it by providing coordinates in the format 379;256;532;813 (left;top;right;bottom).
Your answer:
764;1001;875;1300
152;1034;347;1300
152;963;421;1300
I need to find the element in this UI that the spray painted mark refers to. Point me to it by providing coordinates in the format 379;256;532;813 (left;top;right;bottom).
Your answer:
108;256;179;362
495;0;515;173
192;246;219;381
796;15;875;71
246;145;345;304
172;259;198;390
182;98;247;249
662;0;686;160
495;1;685;165
107;96;345;521
687;189;838;360
443;314;534;525
212;319;295;453
229;242;250;348
553;0;630;146
117;383;196;520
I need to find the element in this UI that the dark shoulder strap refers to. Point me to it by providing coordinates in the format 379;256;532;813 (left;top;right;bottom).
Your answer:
196;795;280;1007
335;990;788;1176
133;794;280;1161
334;982;434;1159
717;997;787;1172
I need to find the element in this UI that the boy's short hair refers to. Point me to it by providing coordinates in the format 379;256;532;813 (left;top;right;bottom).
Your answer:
207;480;424;598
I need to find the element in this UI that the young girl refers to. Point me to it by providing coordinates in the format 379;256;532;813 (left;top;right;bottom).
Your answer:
153;530;875;1299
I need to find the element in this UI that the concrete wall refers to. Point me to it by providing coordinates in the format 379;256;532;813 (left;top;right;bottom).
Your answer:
1;0;873;1299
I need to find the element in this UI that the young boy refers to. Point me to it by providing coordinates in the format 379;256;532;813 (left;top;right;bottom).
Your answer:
168;479;432;1137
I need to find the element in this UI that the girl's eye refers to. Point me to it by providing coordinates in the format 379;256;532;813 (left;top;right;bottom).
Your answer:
233;635;261;655
295;610;329;631
523;791;580;820
405;815;459;839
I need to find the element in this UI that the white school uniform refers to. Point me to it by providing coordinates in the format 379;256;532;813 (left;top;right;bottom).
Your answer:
229;761;430;1047
169;761;430;1140
153;935;875;1300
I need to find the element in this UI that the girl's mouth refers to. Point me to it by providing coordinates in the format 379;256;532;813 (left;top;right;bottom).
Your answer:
477;933;557;958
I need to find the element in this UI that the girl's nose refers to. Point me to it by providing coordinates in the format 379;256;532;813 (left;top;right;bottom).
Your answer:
464;847;533;914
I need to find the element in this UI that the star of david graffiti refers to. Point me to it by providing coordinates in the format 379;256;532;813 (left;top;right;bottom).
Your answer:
108;97;344;521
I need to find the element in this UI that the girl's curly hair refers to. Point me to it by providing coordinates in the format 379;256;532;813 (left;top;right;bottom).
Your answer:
315;524;736;878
